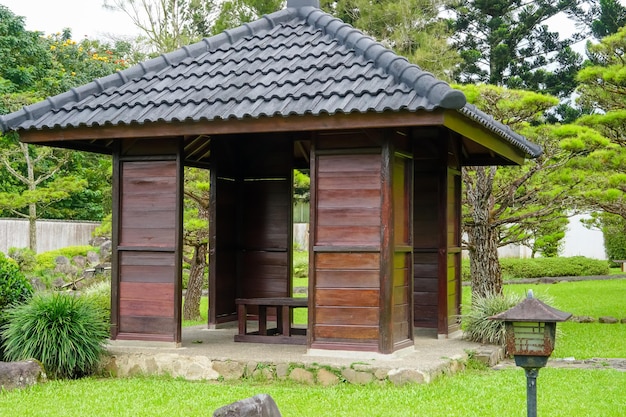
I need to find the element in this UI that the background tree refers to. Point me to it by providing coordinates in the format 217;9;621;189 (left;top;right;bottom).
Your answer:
0;7;132;251
459;84;608;298
182;168;210;321
104;0;216;51
322;0;460;80
574;26;626;221
447;0;587;96
212;0;282;34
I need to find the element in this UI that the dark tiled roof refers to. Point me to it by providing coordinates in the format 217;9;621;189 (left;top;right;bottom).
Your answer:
0;3;542;158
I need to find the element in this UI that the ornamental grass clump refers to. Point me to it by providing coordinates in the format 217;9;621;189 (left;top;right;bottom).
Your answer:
1;292;109;379
462;292;524;346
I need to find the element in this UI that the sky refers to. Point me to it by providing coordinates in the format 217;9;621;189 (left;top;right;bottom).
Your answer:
0;0;139;40
0;0;586;42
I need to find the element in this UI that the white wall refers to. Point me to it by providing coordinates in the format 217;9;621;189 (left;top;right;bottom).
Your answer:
0;219;99;254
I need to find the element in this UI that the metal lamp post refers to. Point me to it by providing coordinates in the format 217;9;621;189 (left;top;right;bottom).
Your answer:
490;290;571;417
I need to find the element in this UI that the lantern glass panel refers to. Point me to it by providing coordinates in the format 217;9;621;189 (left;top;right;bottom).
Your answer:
512;322;547;353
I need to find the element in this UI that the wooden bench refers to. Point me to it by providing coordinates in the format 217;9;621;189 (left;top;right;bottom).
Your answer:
234;297;307;345
613;260;626;272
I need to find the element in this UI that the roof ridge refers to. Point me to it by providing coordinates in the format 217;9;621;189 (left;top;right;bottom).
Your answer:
0;8;298;131
295;6;466;110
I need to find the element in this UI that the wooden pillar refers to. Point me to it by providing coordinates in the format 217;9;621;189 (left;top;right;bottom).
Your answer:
309;130;413;354
110;139;183;344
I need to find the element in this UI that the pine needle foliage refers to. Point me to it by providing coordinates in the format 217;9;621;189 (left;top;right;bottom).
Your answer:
1;293;109;379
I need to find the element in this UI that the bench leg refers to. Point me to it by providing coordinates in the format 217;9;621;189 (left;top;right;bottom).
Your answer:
259;306;267;336
282;305;291;337
238;304;247;335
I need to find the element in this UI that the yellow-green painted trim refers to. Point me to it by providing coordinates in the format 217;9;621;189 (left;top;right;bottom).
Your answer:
443;110;526;165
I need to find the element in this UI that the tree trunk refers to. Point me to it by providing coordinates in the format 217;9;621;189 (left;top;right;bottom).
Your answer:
28;203;37;252
465;166;503;300
183;242;207;321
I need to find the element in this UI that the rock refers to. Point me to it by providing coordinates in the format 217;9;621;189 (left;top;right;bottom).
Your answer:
571;315;595;323
621;318;626;324
72;256;87;268
52;277;66;288
387;368;425;386
288;367;315;385
99;241;112;262
275;363;289;380
0;360;47;391
55;255;70;265
213;394;282;417
316;368;340;386
599;316;618;324
252;368;274;381
213;360;245;380
244;362;258;378
86;251;100;265
30;278;46;291
341;368;374;385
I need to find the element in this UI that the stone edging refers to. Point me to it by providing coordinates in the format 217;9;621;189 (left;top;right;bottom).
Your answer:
103;352;470;386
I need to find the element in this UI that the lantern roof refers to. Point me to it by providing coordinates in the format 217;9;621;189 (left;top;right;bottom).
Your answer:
490;292;572;323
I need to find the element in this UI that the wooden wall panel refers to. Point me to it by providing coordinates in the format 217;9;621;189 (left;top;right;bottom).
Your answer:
315;154;381;247
413;170;440;328
113;155;181;343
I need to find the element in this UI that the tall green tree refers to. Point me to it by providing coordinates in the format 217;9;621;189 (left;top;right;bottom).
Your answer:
212;0;282;34
448;0;587;97
0;6;131;250
575;26;626;220
322;0;460;80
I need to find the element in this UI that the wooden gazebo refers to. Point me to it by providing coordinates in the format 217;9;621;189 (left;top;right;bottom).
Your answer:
0;0;541;354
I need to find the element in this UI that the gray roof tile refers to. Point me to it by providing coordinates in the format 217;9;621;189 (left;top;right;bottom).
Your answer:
0;4;541;158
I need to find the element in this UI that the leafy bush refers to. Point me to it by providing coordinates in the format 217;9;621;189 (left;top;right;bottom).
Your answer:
462;256;610;281
500;256;609;279
293;251;309;279
35;246;97;273
82;280;111;323
7;247;37;273
462;292;523;347
0;252;34;360
1;293;109;379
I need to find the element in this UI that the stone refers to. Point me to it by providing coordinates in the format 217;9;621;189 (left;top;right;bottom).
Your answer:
252;368;274;381
99;241;112;262
341;368;374;385
387;368;425;386
571;315;595;323
288;367;315;385
316;368;340;386
72;255;87;268
55;255;70;265
52;277;66;288
621;318;626;324
374;368;391;380
213;360;245;380
213;394;282;417
0;360;46;391
30;278;46;291
244;362;258;378
275;363;290;380
86;251;100;265
599;316;618;324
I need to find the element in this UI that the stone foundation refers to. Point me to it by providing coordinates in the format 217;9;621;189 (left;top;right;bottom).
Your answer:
103;351;470;386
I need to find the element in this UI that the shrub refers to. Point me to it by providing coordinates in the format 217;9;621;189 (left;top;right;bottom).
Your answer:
462;292;523;347
82;280;111;323
1;293;109;379
0;252;34;360
7;247;37;273
500;256;609;279
35;246;97;273
293;251;308;279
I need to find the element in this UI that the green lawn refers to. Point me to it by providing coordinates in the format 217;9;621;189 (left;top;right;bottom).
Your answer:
461;279;626;359
2;368;625;416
